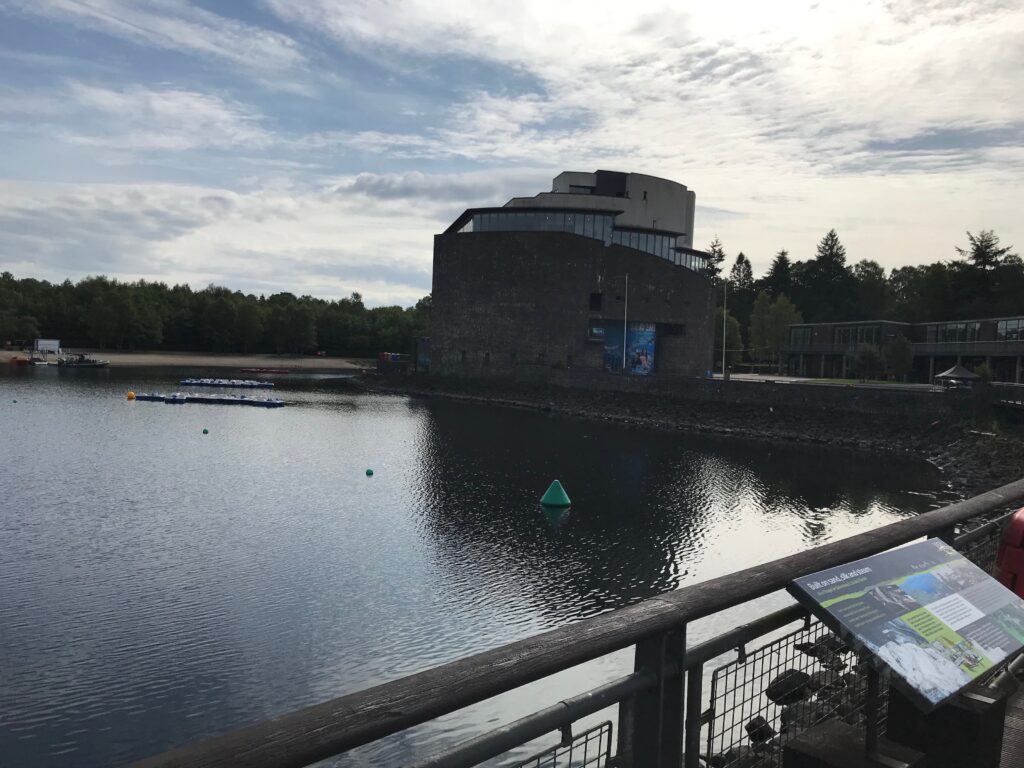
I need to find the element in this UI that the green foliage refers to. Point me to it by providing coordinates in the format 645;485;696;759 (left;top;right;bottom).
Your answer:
974;362;994;382
956;230;1016;270
714;307;743;369
729;252;754;290
882;334;913;380
852;343;883;380
0;272;430;356
763;249;792;297
749;291;802;371
703;236;727;283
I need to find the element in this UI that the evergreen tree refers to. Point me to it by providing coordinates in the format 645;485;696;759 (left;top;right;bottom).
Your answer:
763;249;792;296
815;229;847;267
703;236;727;283
729;252;754;290
955;230;1016;270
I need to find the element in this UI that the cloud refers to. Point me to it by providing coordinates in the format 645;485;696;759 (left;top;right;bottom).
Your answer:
60;83;273;151
0;181;442;305
9;0;304;71
332;169;549;206
2;0;1023;292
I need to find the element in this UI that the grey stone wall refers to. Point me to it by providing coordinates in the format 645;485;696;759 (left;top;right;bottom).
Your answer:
431;230;715;380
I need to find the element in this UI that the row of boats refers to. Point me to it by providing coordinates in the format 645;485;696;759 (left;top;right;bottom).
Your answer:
179;378;274;389
133;392;285;408
9;353;109;368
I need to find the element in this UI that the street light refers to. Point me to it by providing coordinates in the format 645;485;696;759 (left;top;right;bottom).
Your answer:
722;278;728;377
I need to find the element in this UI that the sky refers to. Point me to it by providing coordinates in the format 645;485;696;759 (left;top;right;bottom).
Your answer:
0;1;1021;306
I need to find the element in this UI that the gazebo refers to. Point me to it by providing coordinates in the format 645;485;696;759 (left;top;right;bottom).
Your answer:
933;363;981;388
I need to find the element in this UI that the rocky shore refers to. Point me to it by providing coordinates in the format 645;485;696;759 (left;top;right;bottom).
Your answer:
363;375;1024;500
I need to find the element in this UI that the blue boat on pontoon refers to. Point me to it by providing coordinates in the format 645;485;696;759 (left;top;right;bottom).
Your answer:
179;378;274;389
133;391;285;408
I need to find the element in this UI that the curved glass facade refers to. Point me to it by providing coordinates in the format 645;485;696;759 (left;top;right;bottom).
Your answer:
457;209;706;273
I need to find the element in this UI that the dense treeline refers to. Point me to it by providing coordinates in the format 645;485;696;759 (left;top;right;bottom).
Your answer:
0;272;430;355
705;229;1019;369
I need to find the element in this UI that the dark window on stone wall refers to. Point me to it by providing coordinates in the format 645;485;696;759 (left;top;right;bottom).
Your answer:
662;324;686;337
483;352;490;365
589;292;603;311
461;350;467;363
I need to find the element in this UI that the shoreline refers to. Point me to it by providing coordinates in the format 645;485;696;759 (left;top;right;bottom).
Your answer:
1;349;372;371
362;375;1024;500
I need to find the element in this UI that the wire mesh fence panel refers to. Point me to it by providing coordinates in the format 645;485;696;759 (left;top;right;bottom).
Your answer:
704;619;884;768
509;722;612;768
953;508;1015;572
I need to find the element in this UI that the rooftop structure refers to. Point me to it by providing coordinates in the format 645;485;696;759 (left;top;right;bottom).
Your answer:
432;171;714;380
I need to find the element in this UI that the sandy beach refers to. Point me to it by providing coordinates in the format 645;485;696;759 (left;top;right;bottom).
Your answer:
2;349;372;371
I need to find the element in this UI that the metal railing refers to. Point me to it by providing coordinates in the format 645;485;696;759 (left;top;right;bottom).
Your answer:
132;479;1024;768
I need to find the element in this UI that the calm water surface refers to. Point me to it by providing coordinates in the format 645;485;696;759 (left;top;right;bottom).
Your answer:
0;368;947;766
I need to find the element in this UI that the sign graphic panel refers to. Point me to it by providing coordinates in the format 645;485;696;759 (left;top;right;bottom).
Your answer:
788;538;1024;710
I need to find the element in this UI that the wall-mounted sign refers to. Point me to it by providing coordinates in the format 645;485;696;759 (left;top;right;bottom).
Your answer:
788;539;1024;710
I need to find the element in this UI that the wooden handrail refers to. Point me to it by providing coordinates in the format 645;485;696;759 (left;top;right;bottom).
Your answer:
132;478;1024;768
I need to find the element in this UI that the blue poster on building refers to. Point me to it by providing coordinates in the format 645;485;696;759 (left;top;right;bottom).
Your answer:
602;324;624;371
627;322;656;376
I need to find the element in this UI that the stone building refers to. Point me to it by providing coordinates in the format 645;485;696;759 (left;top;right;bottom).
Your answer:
431;171;715;380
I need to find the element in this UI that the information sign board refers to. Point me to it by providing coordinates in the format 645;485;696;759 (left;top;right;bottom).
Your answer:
788;538;1024;710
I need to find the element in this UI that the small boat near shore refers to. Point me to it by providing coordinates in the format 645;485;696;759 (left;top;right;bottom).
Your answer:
179;378;274;389
58;353;109;368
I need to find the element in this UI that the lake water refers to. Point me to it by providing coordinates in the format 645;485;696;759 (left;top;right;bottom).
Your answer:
0;367;947;766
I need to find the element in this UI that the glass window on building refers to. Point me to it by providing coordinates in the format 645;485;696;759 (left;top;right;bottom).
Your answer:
573;215;585;235
583;214;594;238
629;231;639;249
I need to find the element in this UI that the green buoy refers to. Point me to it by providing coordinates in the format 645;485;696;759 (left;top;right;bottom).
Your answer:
366;468;374;476
540;479;571;508
202;428;209;435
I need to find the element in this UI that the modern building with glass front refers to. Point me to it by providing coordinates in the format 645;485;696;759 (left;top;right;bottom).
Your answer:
431;170;715;380
786;316;1024;382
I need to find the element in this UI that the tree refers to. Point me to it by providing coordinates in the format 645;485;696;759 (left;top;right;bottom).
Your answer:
763;249;792;297
853;259;890;319
796;229;855;322
714;307;742;370
729;252;754;290
815;229;847;268
703;236;727;283
882;334;913;381
955;230;1016;270
748;291;773;363
235;300;264;352
767;294;802;373
974;362;994;382
852;343;882;380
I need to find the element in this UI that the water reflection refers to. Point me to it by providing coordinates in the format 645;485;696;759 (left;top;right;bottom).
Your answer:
0;370;945;767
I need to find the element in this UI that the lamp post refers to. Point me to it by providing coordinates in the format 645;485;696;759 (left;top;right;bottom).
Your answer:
721;278;728;377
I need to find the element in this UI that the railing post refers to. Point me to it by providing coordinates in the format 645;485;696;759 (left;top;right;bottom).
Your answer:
683;663;703;768
617;627;686;768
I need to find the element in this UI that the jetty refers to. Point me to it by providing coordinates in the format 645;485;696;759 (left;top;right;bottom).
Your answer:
179;378;275;389
131;392;284;408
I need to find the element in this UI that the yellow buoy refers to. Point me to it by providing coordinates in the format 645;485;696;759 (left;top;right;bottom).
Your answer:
127;391;136;400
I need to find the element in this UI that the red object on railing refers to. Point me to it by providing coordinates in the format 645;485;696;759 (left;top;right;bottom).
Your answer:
995;508;1024;596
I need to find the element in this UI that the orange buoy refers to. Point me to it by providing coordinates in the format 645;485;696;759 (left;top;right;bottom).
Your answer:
127;391;136;400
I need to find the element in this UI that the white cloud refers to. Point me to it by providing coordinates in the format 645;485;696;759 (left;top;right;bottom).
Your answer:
10;0;304;71
60;83;273;151
0;179;464;304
